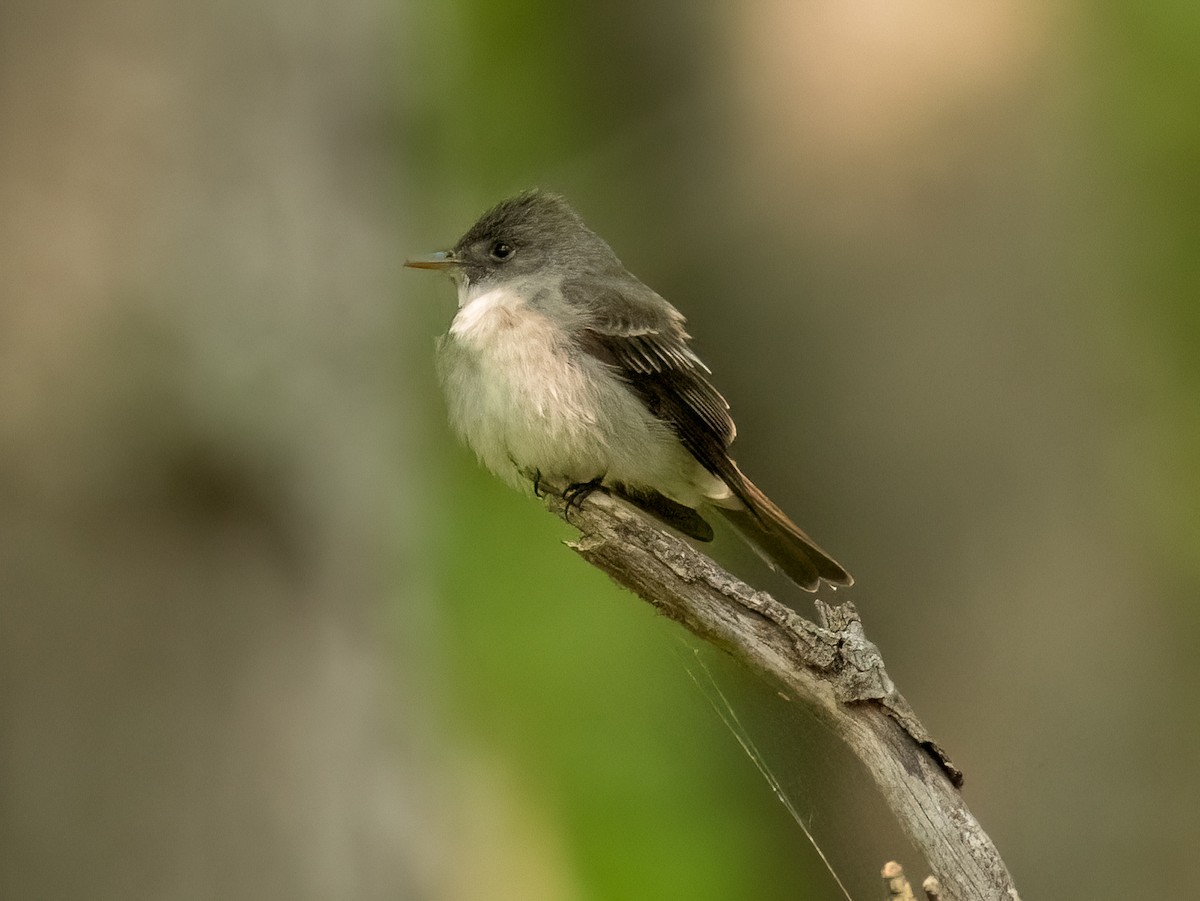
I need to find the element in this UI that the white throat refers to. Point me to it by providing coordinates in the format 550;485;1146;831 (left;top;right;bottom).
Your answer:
448;280;527;344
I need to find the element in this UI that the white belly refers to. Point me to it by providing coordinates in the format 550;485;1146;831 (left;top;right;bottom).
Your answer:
435;282;705;499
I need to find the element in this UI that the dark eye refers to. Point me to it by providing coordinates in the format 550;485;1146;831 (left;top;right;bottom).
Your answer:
489;241;514;262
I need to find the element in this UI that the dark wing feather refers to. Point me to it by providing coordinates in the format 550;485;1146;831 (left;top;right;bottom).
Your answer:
564;278;736;473
565;276;853;590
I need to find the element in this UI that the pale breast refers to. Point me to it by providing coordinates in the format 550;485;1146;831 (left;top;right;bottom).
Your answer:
437;284;613;489
436;281;719;504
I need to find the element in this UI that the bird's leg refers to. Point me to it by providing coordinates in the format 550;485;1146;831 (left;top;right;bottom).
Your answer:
562;475;606;514
513;459;549;498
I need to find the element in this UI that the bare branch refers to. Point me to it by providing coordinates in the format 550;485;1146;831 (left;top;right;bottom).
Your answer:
547;491;1021;901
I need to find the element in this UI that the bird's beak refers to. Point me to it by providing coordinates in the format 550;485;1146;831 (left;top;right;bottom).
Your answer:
404;250;460;270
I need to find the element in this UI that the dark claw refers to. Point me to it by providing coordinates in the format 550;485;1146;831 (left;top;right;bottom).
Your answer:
562;476;605;517
531;469;545;498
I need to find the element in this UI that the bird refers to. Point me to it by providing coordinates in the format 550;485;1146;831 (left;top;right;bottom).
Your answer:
405;190;851;591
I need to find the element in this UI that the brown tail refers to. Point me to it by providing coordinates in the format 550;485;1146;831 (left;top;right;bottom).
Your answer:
714;466;852;592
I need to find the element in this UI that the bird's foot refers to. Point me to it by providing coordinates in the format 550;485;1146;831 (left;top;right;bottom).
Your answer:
516;463;552;499
562;476;606;517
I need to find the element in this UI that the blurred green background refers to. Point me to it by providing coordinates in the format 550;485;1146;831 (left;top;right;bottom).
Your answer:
2;1;1198;899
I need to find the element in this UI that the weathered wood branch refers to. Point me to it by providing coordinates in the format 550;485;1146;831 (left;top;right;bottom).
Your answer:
545;490;1020;901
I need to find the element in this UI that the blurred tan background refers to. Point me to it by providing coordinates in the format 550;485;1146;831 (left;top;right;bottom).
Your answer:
2;1;1197;899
